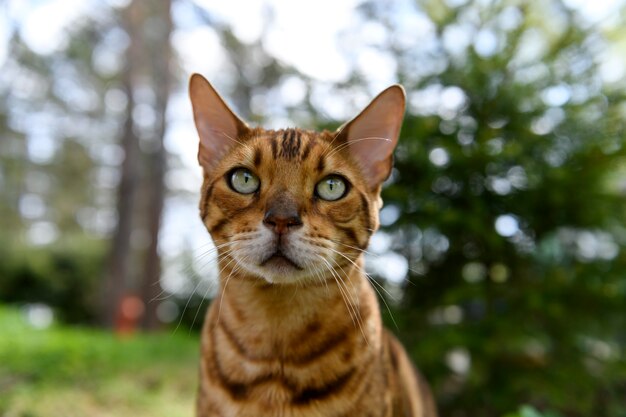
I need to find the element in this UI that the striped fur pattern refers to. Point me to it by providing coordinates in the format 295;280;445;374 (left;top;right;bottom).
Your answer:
190;74;437;417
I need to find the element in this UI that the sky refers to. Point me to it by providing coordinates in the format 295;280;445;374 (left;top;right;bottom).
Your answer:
1;0;625;291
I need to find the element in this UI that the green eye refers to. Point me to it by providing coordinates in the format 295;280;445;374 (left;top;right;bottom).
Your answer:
316;176;347;201
229;168;260;194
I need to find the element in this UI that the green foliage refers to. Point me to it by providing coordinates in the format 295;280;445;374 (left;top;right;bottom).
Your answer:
0;305;198;416
364;1;626;416
0;239;106;323
503;405;564;417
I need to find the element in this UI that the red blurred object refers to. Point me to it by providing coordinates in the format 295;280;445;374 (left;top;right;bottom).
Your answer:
114;294;145;336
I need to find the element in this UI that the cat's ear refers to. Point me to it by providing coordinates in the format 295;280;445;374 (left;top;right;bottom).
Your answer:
338;85;406;190
189;73;249;173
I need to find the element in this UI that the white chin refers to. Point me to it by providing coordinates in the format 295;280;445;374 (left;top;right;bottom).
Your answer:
244;263;311;285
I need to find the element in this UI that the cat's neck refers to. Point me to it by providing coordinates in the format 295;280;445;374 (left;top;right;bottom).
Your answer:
211;256;381;355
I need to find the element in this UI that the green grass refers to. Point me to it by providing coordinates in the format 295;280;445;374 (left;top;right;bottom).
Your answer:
0;305;199;417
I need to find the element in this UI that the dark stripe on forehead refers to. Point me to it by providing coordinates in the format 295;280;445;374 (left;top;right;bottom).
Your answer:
271;137;278;159
316;155;326;173
300;137;316;161
279;129;302;159
253;147;262;167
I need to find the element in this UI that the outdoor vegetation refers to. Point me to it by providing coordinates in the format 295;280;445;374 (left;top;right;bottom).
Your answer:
0;306;197;416
1;0;625;416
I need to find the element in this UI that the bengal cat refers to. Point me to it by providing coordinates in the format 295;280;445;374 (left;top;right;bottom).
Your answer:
189;73;437;417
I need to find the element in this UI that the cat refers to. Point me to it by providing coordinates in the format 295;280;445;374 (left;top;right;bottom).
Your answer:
189;73;437;417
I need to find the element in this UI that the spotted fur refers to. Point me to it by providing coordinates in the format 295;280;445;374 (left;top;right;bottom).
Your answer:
189;74;437;417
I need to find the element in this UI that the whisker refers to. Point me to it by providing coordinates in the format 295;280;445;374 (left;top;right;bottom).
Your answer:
326;255;361;306
189;241;222;255
325;136;391;160
185;235;258;279
322;121;350;157
320;257;370;347
189;252;242;334
324;237;418;287
193;240;237;260
324;245;400;331
326;239;376;257
194;242;243;273
315;263;332;296
205;127;252;151
319;257;358;330
216;252;249;325
289;281;300;303
174;240;239;282
306;258;332;296
172;277;210;334
326;245;397;299
173;245;239;334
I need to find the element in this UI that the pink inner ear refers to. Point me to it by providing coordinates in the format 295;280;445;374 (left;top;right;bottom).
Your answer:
345;85;406;188
195;119;236;169
189;74;248;173
348;118;398;165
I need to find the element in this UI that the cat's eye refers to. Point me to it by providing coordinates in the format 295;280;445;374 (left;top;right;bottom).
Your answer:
229;168;260;194
315;175;347;201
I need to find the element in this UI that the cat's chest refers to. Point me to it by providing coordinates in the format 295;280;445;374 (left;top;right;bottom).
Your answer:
203;355;390;417
210;304;371;373
210;282;378;363
203;295;383;415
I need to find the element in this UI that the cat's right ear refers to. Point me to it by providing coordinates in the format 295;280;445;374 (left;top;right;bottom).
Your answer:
189;74;249;173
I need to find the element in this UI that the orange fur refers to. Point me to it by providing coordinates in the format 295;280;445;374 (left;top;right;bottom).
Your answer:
189;74;437;417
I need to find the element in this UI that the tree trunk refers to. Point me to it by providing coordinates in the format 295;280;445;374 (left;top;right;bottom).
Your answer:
101;0;142;327
101;69;139;328
140;1;173;331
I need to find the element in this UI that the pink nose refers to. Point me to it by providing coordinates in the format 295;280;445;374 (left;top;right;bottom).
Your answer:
263;210;302;234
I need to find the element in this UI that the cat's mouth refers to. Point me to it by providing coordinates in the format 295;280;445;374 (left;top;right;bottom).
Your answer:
259;249;303;271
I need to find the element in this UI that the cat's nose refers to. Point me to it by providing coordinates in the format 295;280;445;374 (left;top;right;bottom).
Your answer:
263;209;303;235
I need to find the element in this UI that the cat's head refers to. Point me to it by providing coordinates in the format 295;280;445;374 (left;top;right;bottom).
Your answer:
189;74;405;285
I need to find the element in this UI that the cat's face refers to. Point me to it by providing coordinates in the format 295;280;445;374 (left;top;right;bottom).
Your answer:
189;75;405;285
198;128;378;284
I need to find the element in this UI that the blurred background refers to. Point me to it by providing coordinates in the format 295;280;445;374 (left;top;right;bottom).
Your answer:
1;0;625;416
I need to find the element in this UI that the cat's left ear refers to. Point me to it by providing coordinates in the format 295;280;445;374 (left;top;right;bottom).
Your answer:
338;85;406;191
189;73;250;174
